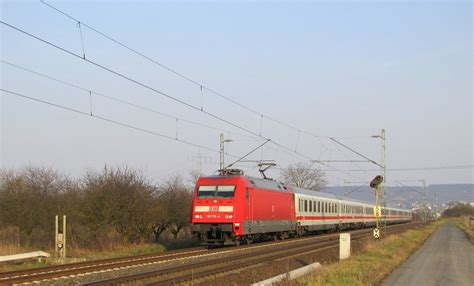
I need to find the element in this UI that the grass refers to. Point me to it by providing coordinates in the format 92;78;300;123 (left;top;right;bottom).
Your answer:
299;220;444;286
455;215;474;244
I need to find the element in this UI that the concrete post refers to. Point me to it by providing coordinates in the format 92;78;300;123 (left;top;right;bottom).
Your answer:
55;215;58;258
62;215;66;258
339;233;351;260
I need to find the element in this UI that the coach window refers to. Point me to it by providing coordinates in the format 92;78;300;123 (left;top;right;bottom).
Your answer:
325;202;328;213
313;201;316;213
309;200;313;212
304;200;308;212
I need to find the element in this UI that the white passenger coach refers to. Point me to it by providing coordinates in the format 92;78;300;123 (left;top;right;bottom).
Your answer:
293;187;411;232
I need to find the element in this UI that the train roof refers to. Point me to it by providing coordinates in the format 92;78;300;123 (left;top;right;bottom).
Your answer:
293;186;339;200
198;175;411;212
293;187;372;205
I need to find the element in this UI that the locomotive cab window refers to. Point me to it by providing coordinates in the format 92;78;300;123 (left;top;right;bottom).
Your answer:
197;185;236;198
216;185;236;198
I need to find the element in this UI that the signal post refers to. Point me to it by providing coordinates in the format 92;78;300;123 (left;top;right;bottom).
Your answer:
370;175;383;239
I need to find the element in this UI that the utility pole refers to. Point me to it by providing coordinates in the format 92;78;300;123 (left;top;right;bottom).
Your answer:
196;151;202;175
378;129;387;236
220;133;224;170
422;179;426;222
219;133;232;170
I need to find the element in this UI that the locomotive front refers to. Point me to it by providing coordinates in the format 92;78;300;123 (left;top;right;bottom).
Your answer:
191;175;246;245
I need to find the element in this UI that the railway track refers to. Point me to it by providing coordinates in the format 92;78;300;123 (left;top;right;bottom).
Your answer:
82;222;422;286
0;222;422;285
0;247;208;285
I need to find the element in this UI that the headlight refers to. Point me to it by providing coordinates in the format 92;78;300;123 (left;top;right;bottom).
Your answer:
194;214;202;219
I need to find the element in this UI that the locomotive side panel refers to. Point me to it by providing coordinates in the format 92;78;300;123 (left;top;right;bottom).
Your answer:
244;186;296;235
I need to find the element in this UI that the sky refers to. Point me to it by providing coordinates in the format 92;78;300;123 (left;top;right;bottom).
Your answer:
0;0;472;187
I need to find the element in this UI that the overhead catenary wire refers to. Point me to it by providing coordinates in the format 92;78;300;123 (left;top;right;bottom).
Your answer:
330;137;383;168
40;0;331;140
0;88;244;158
1;20;370;182
0;60;260;141
0;22;273;144
330;138;370;176
37;1;392;182
319;165;474;172
224;139;271;169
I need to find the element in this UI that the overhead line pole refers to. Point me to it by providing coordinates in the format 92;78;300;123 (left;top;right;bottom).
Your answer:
380;129;387;235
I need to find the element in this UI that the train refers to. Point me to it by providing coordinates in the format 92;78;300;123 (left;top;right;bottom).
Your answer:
191;172;412;245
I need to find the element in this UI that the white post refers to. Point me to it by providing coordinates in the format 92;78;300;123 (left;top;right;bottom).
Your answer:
62;215;66;258
55;215;58;258
339;233;351;260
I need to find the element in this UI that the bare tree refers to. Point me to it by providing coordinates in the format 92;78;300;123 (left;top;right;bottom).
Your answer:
158;175;193;239
0;167;71;246
280;162;327;191
80;166;156;244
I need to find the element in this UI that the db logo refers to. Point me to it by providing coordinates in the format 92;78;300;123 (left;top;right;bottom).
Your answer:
209;206;219;212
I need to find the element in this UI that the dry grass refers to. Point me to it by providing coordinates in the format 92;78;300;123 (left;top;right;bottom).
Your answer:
298;221;443;286
456;216;474;243
0;227;29;256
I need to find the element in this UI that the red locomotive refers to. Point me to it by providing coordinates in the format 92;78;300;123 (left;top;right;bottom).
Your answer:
191;171;412;245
